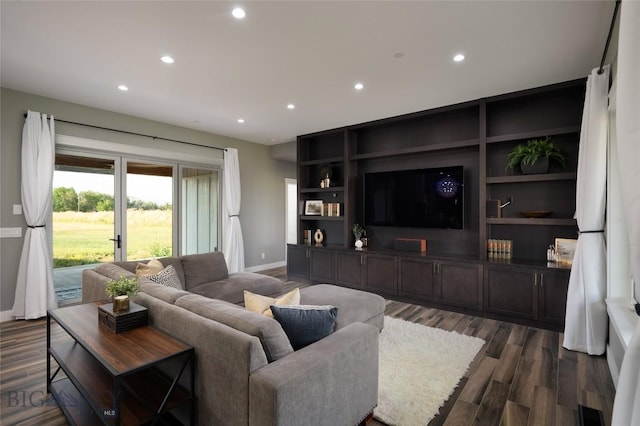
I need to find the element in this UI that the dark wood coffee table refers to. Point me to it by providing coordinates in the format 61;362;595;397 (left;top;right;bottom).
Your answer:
47;302;195;425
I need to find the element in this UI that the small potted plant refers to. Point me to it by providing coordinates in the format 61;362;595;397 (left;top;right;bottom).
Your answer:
505;136;567;174
352;223;365;250
105;276;139;312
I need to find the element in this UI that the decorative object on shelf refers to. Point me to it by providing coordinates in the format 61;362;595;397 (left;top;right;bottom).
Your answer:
319;164;332;188
304;199;323;216
555;238;577;265
520;210;553;218
321;202;341;217
105;276;139;313
352;223;365;250
394;238;427;253
505;136;568;175
547;245;556;262
303;229;313;245
487;239;512;260
313;228;324;247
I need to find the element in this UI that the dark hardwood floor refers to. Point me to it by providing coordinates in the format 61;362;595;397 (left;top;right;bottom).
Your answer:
0;267;615;425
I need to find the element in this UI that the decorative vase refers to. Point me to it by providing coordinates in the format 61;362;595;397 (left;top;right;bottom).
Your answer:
355;239;364;250
113;295;130;313
520;157;549;175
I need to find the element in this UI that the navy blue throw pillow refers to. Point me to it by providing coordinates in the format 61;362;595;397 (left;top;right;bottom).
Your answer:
270;305;338;350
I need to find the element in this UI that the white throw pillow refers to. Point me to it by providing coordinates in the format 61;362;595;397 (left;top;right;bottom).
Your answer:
148;265;183;290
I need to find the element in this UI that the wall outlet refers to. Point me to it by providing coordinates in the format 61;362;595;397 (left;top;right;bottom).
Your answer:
261;252;265;259
0;227;22;238
13;204;22;215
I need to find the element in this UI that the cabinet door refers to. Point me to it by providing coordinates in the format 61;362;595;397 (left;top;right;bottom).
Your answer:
538;269;570;325
484;266;538;320
336;252;364;289
309;249;335;283
440;262;483;309
398;258;438;301
364;254;397;296
287;245;309;280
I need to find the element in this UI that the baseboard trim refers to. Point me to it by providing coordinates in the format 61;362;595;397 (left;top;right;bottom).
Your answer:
1;309;15;323
245;261;286;273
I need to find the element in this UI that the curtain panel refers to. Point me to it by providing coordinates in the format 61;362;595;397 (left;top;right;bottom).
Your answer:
222;148;245;273
11;111;57;319
562;66;610;355
611;1;640;424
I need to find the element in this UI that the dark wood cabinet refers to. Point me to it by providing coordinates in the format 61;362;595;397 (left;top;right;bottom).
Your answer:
363;254;397;296
309;248;334;283
439;261;483;310
484;264;569;328
398;258;439;301
336;251;364;289
287;244;310;280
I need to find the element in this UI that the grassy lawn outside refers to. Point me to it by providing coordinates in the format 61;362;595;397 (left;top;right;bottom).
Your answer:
53;210;172;267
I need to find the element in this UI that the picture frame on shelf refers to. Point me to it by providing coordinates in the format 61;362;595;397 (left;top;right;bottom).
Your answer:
555;238;577;265
304;200;323;216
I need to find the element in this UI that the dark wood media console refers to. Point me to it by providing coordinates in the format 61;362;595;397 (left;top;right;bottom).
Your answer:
290;78;585;331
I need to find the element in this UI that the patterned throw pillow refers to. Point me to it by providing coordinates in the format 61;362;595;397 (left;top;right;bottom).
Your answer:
148;265;183;290
270;305;338;350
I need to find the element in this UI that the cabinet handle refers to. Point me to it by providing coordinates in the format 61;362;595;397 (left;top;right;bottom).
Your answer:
432;264;436;275
361;256;364;265
539;273;544;287
533;273;538;287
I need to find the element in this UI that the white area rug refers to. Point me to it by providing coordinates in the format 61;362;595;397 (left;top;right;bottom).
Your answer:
374;316;486;426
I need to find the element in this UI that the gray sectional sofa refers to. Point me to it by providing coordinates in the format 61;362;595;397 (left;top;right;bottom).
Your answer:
81;252;384;426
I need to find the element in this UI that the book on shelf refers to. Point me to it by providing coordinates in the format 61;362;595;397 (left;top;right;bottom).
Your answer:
321;202;341;217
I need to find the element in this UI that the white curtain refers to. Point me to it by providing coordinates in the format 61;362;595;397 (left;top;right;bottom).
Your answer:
612;0;640;424
222;148;245;272
11;111;57;319
562;66;610;355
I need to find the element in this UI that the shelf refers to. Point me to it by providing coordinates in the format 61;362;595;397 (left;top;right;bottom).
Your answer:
300;187;344;193
299;157;344;166
486;172;577;184
486;126;580;144
300;215;344;221
50;339;191;425
486;217;577;226
351;138;480;160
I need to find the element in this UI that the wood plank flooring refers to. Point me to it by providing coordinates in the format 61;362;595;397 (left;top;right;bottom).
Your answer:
0;267;615;425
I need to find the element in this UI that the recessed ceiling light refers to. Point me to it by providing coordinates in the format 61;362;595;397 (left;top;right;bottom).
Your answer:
287;104;295;110
117;85;129;91
354;82;364;90
160;55;175;64
232;7;246;19
237;118;245;124
453;53;465;62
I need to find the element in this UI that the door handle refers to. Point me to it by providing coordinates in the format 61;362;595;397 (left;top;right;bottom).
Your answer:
109;235;122;249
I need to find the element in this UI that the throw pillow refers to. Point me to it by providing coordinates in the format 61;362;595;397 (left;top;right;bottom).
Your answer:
136;259;164;277
270;305;338;350
148;265;183;290
244;288;300;317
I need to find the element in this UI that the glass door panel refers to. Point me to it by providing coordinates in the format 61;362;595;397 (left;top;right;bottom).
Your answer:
124;161;174;260
53;153;117;304
181;167;219;255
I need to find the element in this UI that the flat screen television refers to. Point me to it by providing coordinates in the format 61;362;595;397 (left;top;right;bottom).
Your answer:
364;166;464;229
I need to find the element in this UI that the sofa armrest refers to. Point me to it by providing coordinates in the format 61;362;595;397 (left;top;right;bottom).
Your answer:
249;322;378;426
81;269;111;303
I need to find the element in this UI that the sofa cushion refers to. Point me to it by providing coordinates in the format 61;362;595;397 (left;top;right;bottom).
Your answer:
181;252;229;289
136;259;164;277
139;279;191;304
244;288;300;317
190;273;283;305
175;294;293;362
148;265;184;290
270;305;338;350
93;263;136;280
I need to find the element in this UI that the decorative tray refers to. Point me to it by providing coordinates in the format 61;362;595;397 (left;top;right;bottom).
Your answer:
519;211;553;218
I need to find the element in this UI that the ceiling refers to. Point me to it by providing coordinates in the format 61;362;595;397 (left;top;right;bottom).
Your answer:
1;1;614;146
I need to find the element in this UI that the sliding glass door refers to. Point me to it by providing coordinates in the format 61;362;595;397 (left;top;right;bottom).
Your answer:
53;150;220;304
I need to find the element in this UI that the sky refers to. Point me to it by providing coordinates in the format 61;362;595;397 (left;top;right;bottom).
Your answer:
53;171;173;205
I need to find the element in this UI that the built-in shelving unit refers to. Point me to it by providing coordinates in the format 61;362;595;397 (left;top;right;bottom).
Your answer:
289;78;585;330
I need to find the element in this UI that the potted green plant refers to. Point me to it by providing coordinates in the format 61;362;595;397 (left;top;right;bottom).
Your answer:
505;136;567;174
352;223;365;250
105;276;139;312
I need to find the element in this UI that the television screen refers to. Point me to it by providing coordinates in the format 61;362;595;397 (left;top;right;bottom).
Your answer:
364;166;464;229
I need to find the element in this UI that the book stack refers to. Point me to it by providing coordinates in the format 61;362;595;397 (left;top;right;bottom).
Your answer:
322;202;341;217
302;229;313;245
487;239;512;260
